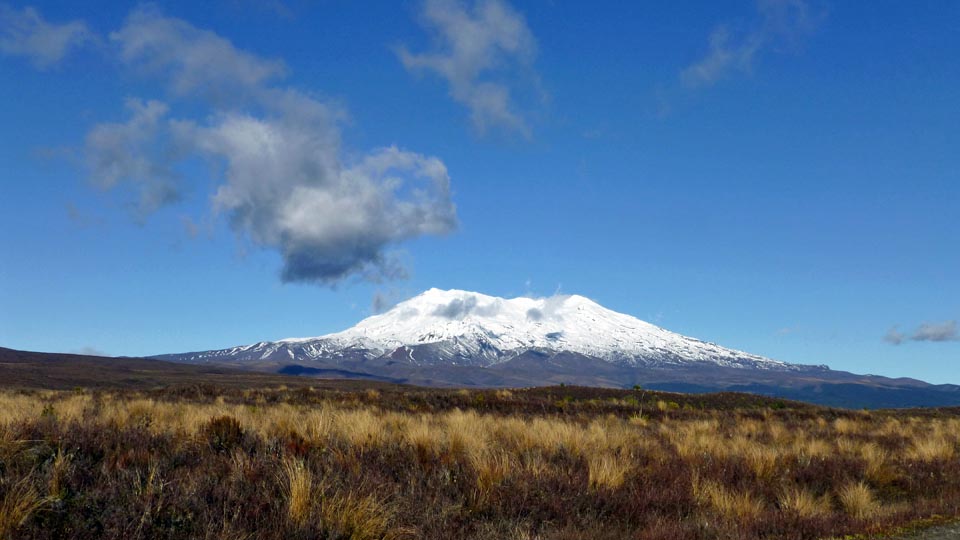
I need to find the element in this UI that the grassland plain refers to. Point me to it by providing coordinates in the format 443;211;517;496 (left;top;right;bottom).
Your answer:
0;385;958;539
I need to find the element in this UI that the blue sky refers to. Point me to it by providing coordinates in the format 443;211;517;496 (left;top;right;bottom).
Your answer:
1;1;958;383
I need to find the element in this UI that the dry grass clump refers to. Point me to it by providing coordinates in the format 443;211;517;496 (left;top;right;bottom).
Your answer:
334;408;388;448
741;443;779;480
0;394;44;425
693;475;764;521
833;417;862;435
778;486;832;518
839;481;880;520
281;458;313;527
587;453;632;490
47;448;73;499
320;491;396;540
470;449;513;504
0;475;47;538
790;436;832;464
908;434;956;462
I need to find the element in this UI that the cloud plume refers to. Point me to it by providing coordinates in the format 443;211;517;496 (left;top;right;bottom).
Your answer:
432;295;503;319
398;0;538;136
82;7;457;285
0;4;92;68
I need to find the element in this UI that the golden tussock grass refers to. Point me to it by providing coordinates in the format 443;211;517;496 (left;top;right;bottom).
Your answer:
587;453;631;490
320;491;396;540
47;448;73;499
740;441;780;480
839;481;880;520
790;436;832;467
0;475;48;538
778;486;832;518
908;435;956;462
281;458;313;527
470;449;513;504
692;474;764;521
833;417;862;436
333;409;388;448
859;442;891;484
0;394;44;425
4;387;960;539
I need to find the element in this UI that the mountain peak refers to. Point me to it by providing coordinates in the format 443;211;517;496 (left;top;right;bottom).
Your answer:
157;287;802;374
306;288;789;370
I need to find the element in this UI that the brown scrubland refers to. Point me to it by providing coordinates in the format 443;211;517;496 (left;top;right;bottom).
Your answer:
0;384;958;539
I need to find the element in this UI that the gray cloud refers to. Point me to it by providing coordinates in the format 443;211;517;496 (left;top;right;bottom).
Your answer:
433;296;478;319
681;0;817;88
0;4;92;68
85;98;183;218
398;0;538;136
372;292;391;314
885;321;958;345
883;326;905;346
913;321;958;343
176;112;456;283
82;9;457;286
526;307;543;321
432;296;503;319
111;5;286;100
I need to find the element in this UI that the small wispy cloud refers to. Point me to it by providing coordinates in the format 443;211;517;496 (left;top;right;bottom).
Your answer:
65;202;103;228
883;326;905;345
0;4;93;69
110;5;286;101
397;0;540;137
372;290;397;314
85;98;182;219
885;320;958;345
681;0;819;88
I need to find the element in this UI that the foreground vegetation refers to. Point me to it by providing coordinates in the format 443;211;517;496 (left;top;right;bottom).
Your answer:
1;385;959;539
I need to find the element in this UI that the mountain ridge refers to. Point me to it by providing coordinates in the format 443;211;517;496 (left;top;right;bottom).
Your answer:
151;288;960;408
161;288;814;371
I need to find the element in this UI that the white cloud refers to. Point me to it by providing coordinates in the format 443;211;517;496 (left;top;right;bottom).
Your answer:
0;4;92;68
398;0;538;136
83;8;457;285
681;0;816;88
681;26;761;88
175;109;456;283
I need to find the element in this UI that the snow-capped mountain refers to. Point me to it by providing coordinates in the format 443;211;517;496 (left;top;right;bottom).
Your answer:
159;288;799;371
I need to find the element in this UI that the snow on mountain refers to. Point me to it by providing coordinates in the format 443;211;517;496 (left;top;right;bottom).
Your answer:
166;288;796;370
